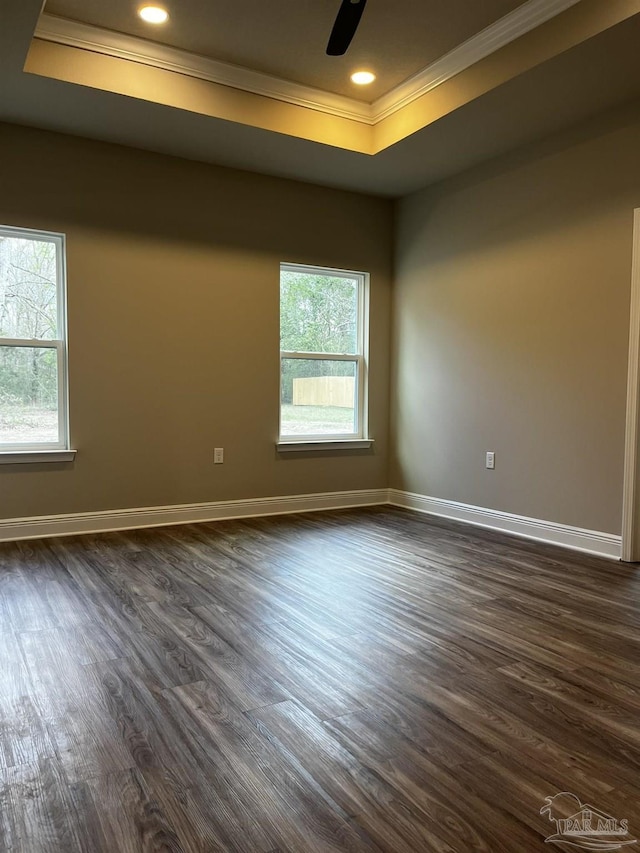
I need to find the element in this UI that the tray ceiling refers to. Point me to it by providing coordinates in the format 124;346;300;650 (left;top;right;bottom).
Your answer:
43;0;531;101
2;0;640;196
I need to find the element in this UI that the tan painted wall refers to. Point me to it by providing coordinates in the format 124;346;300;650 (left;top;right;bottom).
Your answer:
0;124;392;519
391;105;640;535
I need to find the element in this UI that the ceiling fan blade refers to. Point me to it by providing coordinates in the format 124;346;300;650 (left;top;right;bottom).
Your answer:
326;0;367;56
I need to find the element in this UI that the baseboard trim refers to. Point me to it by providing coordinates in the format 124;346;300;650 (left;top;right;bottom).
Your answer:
1;488;622;558
0;489;388;543
388;489;621;560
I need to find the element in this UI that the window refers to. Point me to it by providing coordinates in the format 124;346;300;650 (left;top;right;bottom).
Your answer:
0;225;69;455
279;263;369;446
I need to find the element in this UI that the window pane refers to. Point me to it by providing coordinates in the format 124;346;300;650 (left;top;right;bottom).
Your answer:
0;346;59;445
280;271;358;354
281;358;357;436
0;234;58;339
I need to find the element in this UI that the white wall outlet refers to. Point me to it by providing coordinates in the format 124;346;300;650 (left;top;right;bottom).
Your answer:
214;447;224;464
486;451;495;470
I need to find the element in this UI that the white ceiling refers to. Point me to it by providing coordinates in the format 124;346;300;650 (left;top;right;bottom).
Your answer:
2;0;640;197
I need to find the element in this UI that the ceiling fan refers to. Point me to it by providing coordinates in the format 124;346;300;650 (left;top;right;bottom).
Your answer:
326;0;367;56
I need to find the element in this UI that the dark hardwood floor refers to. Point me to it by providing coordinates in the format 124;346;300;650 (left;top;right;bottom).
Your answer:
1;506;639;852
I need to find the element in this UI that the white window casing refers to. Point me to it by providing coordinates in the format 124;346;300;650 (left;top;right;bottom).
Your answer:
278;263;371;450
0;225;74;463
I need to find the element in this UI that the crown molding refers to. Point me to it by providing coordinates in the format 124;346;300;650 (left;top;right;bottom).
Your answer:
35;0;583;128
371;0;583;122
34;14;374;125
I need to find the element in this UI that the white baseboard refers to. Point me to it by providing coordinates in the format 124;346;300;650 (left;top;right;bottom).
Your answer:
0;489;388;543
0;487;622;559
388;489;622;560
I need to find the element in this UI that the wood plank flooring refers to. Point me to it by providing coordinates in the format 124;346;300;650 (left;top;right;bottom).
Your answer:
0;506;639;852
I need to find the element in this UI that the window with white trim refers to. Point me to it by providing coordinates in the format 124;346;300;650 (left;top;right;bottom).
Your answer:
0;226;69;451
280;263;368;442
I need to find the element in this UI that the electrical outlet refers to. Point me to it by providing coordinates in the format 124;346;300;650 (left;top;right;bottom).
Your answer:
214;447;224;464
486;451;495;470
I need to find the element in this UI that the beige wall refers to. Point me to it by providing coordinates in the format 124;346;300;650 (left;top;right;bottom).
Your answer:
0;124;392;519
4;104;640;534
391;105;640;535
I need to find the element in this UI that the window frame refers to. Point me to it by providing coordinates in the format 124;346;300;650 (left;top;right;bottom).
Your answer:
279;262;370;446
0;224;70;454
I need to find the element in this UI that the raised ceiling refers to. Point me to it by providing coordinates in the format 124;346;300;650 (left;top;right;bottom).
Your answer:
2;0;640;196
42;0;530;101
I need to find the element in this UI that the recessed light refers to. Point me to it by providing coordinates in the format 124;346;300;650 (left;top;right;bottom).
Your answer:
351;70;375;85
138;5;169;24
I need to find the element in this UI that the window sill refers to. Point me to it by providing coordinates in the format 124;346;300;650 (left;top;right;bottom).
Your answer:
0;450;77;465
277;439;374;453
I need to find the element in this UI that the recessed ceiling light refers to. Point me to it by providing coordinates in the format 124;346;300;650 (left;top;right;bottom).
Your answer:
138;5;169;24
351;70;375;85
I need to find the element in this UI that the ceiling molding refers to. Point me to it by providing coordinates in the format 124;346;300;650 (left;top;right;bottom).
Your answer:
35;0;584;127
35;15;374;125
371;0;584;121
